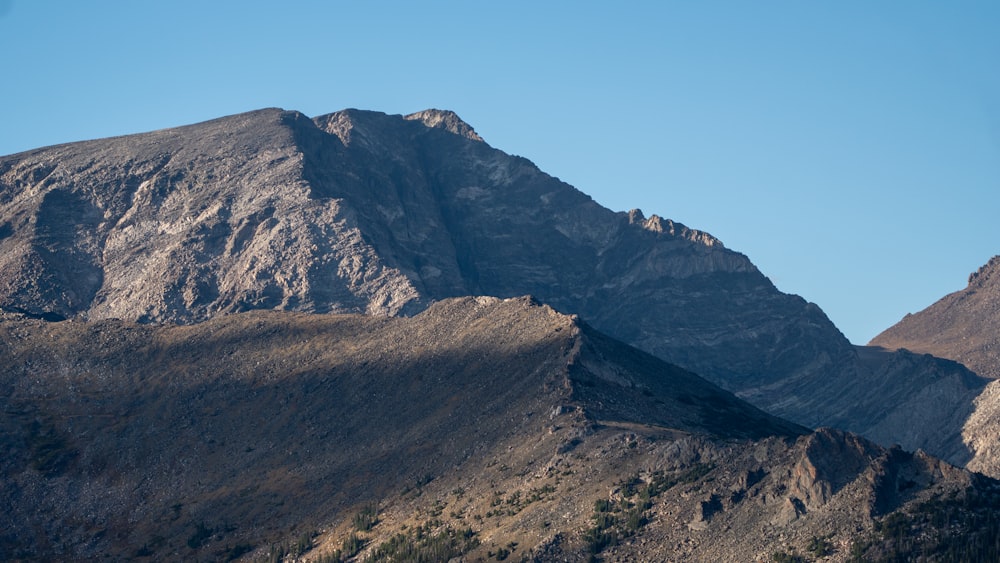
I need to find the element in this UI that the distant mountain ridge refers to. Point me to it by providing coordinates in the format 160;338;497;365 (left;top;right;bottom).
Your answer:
0;107;985;469
871;255;1000;379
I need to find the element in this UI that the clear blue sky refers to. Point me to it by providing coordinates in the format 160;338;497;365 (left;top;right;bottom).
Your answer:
2;1;998;344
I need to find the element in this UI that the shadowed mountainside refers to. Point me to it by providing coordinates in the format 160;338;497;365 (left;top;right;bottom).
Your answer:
0;296;795;559
3;297;998;562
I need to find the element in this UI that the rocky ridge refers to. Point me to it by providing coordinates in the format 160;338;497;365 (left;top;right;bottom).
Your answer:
2;297;997;562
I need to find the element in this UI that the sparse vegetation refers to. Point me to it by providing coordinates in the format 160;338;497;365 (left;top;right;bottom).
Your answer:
846;486;1000;562
806;534;833;557
484;483;557;518
324;533;365;562
402;474;436;498
186;522;214;550
258;529;317;562
293;530;317;556
771;550;805;563
353;503;379;532
489;541;518;560
583;464;716;559
363;522;479;562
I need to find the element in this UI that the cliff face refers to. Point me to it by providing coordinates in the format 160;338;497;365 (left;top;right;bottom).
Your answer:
0;108;983;468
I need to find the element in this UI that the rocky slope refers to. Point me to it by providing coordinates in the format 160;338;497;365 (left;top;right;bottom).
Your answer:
871;256;1000;477
871;256;1000;379
0;108;982;468
2;297;997;562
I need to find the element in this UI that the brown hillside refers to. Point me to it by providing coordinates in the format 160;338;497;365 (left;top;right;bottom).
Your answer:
0;297;796;560
871;256;1000;379
2;299;997;562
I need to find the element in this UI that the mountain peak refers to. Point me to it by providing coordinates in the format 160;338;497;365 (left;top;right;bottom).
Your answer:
404;109;484;141
627;208;722;247
968;255;1000;287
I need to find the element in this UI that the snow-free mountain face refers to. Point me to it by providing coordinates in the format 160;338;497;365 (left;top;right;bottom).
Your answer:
0;108;985;469
871;256;1000;477
0;108;837;370
3;296;995;561
4;108;1000;560
871;255;1000;379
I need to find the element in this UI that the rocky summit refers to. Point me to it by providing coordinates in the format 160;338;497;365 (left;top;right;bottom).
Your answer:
0;107;988;469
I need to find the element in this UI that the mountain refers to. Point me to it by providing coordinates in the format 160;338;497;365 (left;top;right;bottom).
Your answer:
871;256;1000;477
0;107;840;375
3;297;998;562
0;108;984;467
871;256;1000;379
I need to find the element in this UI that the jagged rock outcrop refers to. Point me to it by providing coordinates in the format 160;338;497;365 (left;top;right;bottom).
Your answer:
0;108;983;468
1;297;994;561
403;108;484;141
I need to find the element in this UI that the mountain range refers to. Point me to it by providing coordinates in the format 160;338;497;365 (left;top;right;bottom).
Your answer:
1;108;998;561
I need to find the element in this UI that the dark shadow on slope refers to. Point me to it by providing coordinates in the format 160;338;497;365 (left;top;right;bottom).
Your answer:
0;297;814;560
569;322;807;440
845;345;987;466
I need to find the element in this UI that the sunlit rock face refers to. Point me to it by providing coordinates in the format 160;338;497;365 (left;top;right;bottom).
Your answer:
0;107;839;391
